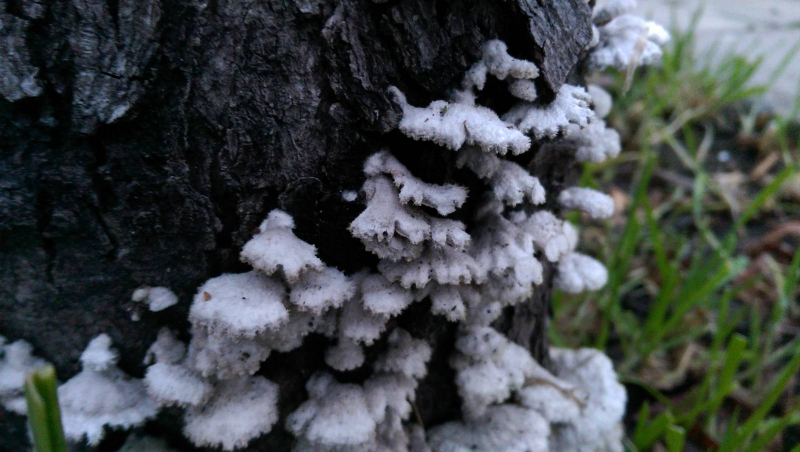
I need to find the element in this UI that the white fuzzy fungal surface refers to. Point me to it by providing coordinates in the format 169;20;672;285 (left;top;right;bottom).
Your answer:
190;271;288;338
187;327;272;379
240;209;324;282
567;120;622;163
503;84;595;139
451;326;544;418
365;150;468;215
350;175;430;261
58;335;159;446
289;267;356;315
544;348;627;451
288;328;432;451
143;328;186;366
555;252;609;294
361;273;414;317
481;40;540;81
429;284;467;322
325;338;365;371
390;86;531;155
558;186;616;219
132;286;179;312
0;339;49;414
593;0;637;26
456;148;546;206
508;79;538;101
287;373;378;449
145;362;213;407
590;12;670;71
428;404;550;452
373;329;432;380
183;376;279;451
520;210;572;263
587;84;613;119
340;296;390;346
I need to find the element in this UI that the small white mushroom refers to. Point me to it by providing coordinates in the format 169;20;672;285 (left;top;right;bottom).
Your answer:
189;271;288;338
558;187;615;219
240;209;324;282
58;335;159;446
503;84;595;139
131;286;179;312
184;376;280;451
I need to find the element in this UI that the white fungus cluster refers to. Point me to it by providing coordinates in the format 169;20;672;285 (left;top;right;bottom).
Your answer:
0;337;50;414
0;8;669;448
287;328;432;451
58;334;159;446
588;0;671;71
131;286;179;312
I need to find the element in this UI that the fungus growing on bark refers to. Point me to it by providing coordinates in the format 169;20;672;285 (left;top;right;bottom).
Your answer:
470;214;544;295
590;10;670;71
189;271;288;338
365;150;468;216
566;120;622;163
592;0;637;26
555;252;609;294
373;328;432;380
183;376;280;451
558;187;616;219
428;404;550;452
287;373;378;450
456;148;546;206
519;210;572;263
131;286;179;312
143;328;186;366
187;326;271;380
548;348;627;451
145;362;213;408
389;87;531;155
508;79;538;101
339;295;390;346
379;244;480;289
0;339;49;414
428;284;468;322
450;326;549;418
361;273;414;317
58;334;158;445
587;84;613;119
143;329;212;408
289;266;356;315
503;84;595;139
240;209;324;282
480;40;540;81
350;175;430;261
325;338;365;371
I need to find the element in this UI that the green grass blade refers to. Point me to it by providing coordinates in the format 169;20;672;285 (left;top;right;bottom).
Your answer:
24;365;67;452
24;376;52;452
665;424;686;452
744;411;799;452
736;342;800;447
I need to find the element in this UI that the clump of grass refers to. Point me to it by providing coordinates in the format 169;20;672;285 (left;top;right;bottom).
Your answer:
554;9;800;452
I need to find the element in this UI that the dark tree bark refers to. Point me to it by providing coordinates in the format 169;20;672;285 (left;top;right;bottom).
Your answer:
0;0;591;449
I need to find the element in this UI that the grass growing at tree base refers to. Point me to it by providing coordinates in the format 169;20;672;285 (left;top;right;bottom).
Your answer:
552;9;800;452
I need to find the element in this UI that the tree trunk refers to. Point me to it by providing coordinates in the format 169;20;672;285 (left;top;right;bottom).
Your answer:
0;0;592;449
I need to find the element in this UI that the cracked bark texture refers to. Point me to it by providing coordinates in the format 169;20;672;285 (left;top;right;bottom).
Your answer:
0;0;592;449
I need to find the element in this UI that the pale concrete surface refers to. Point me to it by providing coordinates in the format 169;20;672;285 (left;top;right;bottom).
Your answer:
628;0;800;114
